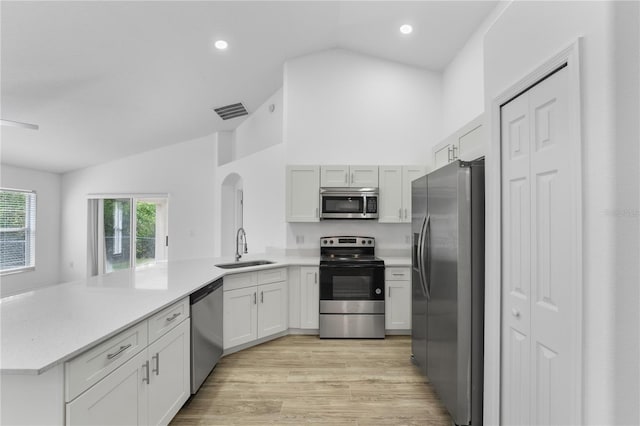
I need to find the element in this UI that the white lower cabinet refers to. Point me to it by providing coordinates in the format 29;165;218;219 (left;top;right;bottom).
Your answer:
66;349;148;425
147;319;191;426
66;298;191;426
224;286;259;348
385;267;411;331
223;269;288;349
299;266;319;329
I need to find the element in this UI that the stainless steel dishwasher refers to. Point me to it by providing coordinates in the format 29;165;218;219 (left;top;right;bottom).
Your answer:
190;278;223;394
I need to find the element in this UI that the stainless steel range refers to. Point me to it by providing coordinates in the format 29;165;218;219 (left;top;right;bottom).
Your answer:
319;236;385;339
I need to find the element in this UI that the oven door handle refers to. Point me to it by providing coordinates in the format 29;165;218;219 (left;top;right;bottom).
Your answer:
319;264;384;269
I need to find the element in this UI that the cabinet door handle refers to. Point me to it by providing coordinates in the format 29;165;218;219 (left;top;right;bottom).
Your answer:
315;207;319;218
388;287;391;298
399;208;402;219
107;344;131;360
261;291;264;303
166;312;181;322
254;292;257;304
404;208;408;219
447;146;452;162
152;353;160;376
351;173;354;184
314;272;317;284
142;360;150;384
452;145;458;160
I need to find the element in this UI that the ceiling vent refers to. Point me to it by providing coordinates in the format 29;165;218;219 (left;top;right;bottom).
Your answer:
213;102;249;120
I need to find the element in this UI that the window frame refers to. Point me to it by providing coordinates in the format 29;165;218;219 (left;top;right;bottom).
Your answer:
0;188;37;276
87;193;169;276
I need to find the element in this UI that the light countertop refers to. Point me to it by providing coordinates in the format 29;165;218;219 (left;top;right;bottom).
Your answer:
0;254;408;375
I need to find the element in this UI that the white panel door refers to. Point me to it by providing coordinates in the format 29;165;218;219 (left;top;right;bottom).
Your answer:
66;350;148;426
257;281;288;338
223;286;258;348
378;166;403;223
147;319;190;426
320;165;349;187
286;166;320;222
457;124;485;161
300;267;319;329
401;166;428;222
501;67;577;425
501;89;532;426
350;165;378;187
385;280;411;330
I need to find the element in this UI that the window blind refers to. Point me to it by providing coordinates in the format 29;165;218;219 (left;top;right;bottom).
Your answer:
0;188;36;273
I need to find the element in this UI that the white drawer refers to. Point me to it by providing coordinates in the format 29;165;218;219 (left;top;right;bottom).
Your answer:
257;267;287;285
148;297;189;344
224;271;257;292
385;267;410;281
65;321;147;402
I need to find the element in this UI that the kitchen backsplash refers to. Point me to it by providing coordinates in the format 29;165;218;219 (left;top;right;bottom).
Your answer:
286;222;412;252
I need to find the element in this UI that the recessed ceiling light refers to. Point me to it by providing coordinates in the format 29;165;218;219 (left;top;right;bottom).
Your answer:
399;24;413;35
214;40;228;50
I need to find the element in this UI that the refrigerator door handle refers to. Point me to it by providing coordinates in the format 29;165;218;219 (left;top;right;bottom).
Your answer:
418;214;429;297
424;215;431;299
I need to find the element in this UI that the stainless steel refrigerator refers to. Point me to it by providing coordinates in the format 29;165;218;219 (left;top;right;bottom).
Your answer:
411;159;485;426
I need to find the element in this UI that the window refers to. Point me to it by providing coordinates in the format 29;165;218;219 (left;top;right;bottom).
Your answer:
88;195;168;276
0;188;36;274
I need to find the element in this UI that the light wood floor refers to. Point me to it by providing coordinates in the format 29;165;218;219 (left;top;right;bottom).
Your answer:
171;335;451;425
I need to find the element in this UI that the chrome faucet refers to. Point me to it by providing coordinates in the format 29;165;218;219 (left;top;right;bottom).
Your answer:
235;227;248;261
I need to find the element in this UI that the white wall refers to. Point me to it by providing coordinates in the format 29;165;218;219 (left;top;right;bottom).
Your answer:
284;49;442;167
483;2;639;424
283;49;441;251
60;135;216;281
441;2;509;137
213;88;287;258
235;89;283;160
214;144;286;258
0;165;61;297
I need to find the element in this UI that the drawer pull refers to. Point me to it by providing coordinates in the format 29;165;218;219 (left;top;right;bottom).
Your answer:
166;312;181;322
392;273;405;277
107;344;132;360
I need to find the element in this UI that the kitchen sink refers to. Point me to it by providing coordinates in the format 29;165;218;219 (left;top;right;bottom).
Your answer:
215;260;275;269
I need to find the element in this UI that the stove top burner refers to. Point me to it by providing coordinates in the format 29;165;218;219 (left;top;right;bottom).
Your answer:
319;236;383;266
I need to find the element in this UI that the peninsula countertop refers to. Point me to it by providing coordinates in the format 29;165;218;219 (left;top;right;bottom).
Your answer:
0;254;409;375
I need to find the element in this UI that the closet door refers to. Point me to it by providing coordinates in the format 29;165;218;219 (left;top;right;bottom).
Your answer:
501;67;577;425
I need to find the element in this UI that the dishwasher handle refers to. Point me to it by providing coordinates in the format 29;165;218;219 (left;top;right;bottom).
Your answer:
190;278;223;305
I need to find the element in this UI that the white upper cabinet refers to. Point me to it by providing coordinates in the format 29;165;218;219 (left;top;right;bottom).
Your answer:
286;165;320;222
379;165;427;223
433;114;485;170
320;165;378;187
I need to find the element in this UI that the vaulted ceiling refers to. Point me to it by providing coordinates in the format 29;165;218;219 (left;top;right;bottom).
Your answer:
1;1;497;173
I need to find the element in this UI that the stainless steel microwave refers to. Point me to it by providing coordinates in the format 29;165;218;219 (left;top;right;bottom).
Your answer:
320;188;379;219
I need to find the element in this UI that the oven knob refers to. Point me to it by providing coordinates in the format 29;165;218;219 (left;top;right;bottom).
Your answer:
323;240;327;244
368;240;372;245
330;240;334;244
361;240;366;244
375;288;382;295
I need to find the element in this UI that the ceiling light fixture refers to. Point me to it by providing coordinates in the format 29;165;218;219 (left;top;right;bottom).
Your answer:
399;24;413;35
0;119;39;130
214;40;229;50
